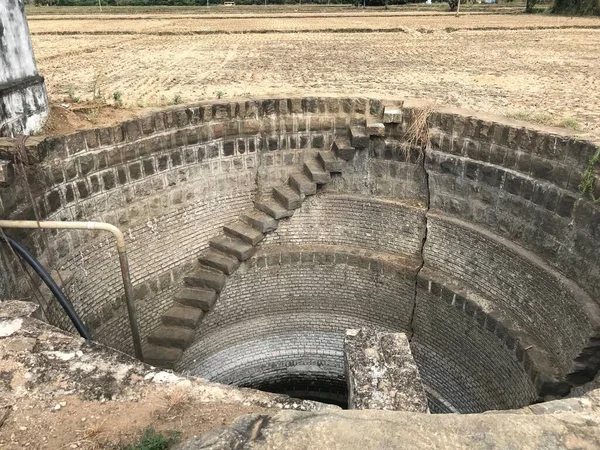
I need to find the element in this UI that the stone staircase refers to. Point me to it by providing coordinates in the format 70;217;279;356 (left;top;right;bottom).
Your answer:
143;121;383;369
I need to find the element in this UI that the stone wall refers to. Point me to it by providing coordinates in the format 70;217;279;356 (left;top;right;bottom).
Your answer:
0;0;48;136
0;97;375;354
0;96;599;412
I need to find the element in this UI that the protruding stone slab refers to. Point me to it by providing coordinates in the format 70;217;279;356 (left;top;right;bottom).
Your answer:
366;119;385;136
317;151;344;173
349;126;369;149
255;198;294;220
333;136;356;161
183;269;226;293
303;158;331;184
148;325;195;349
383;107;403;124
175;286;218;310
209;235;255;261
224;221;264;245
143;344;183;369
344;328;429;413
240;208;278;233
289;172;317;196
273;184;302;210
161;306;204;328
198;248;240;275
0;160;13;185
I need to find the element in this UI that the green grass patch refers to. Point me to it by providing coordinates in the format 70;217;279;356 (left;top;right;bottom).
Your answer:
120;428;181;450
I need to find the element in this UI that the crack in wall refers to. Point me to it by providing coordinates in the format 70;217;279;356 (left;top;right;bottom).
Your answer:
408;147;430;343
252;132;267;203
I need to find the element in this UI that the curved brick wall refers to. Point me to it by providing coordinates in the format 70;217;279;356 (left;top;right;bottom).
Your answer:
178;246;418;371
0;96;369;354
261;194;426;259
1;97;599;413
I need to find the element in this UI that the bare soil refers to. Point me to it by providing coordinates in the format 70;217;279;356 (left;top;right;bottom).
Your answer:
0;388;269;449
27;10;600;135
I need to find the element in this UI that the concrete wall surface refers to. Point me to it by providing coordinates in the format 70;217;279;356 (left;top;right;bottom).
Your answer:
0;0;48;137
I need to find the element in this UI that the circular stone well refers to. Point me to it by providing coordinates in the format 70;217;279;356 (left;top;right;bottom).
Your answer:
0;97;598;414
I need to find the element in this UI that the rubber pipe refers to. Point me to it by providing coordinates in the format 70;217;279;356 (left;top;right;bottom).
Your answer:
0;234;91;340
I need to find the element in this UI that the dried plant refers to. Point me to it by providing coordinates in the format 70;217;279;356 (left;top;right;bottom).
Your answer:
163;388;190;414
404;103;434;160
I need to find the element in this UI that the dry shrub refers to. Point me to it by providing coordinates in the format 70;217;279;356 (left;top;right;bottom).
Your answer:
163;388;190;414
404;103;434;160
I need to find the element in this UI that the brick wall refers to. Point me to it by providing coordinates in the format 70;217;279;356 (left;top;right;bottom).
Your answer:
426;111;600;299
262;194;426;260
177;246;417;372
413;271;539;413
1;97;599;411
0;96;379;354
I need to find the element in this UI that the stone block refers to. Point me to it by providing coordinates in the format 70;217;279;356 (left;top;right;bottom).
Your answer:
349;127;369;149
0;160;13;185
383;107;403;124
333;136;356;162
303;157;331;184
366;120;385;137
344;328;429;413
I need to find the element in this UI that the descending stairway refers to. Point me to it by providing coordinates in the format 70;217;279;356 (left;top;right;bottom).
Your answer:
144;123;374;369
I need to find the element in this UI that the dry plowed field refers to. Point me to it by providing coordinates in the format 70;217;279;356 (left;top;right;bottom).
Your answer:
28;10;600;132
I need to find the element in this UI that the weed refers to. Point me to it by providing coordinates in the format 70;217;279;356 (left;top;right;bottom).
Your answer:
506;110;583;132
164;388;189;413
405;103;434;159
559;117;582;132
579;146;600;203
214;91;225;99
92;72;106;103
137;98;145;108
120;428;181;450
113;91;124;108
83;418;108;440
66;86;80;103
84;108;99;124
173;93;183;105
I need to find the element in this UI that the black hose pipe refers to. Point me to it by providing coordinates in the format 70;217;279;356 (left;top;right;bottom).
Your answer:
0;234;91;340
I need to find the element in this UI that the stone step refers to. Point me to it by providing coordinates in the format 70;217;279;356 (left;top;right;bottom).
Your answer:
349;126;369;149
175;286;218;311
144;344;183;369
383;106;402;124
183;269;226;293
289;172;317;196
273;184;302;210
303;157;331;184
198;248;240;275
366;119;385;136
240;208;278;233
317;151;344;173
224;221;264;245
209;235;255;261
147;325;195;349
162;305;204;328
333;136;356;162
255;198;294;220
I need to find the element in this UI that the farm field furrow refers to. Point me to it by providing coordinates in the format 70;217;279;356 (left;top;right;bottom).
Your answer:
29;12;600;133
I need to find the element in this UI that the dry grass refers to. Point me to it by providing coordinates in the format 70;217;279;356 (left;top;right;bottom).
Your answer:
405;103;435;157
163;388;190;415
505;110;583;132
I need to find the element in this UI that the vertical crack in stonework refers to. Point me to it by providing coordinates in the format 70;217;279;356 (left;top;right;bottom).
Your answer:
253;132;267;202
408;146;430;342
